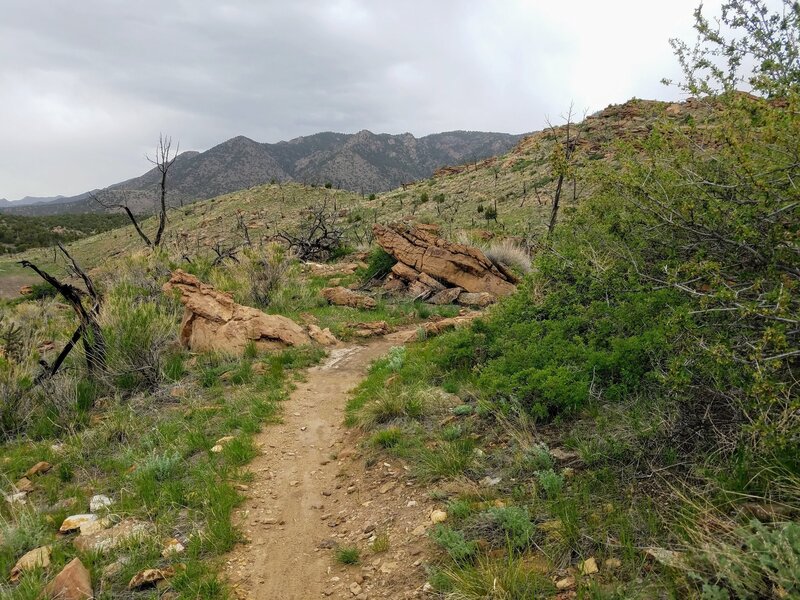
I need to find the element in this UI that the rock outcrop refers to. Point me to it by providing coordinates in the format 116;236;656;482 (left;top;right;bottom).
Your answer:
456;292;496;307
163;270;311;354
428;287;463;305
320;286;377;309
307;324;338;345
350;321;391;337
373;223;516;298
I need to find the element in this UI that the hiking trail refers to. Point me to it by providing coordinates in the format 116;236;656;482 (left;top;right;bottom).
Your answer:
224;337;434;600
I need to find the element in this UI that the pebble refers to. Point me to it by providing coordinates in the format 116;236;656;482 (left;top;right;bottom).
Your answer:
429;510;447;524
556;576;576;590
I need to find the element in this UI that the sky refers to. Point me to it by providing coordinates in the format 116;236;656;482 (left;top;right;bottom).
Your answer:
0;0;704;200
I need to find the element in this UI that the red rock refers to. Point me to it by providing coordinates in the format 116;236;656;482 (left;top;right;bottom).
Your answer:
41;558;92;600
320;286;376;309
163;270;310;354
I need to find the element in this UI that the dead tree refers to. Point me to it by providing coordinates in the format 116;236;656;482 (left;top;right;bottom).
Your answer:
235;211;252;247
149;134;179;245
20;244;105;383
545;104;586;237
93;134;179;248
276;198;349;261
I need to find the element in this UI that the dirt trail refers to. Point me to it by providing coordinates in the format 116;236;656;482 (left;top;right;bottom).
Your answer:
224;338;433;600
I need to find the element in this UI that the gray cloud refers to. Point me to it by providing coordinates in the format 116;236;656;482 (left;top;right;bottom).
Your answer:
0;0;701;199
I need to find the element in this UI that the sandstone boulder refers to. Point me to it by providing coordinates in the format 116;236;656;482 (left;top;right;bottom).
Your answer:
307;324;338;346
163;270;310;354
73;518;154;554
373;223;516;296
25;461;52;477
457;292;496;307
351;321;391;337
388;261;447;300
320;287;376;309
385;314;479;344
42;558;92;600
382;275;407;293
428;287;463;305
10;545;51;582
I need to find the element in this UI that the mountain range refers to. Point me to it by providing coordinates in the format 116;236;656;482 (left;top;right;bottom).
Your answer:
1;129;525;215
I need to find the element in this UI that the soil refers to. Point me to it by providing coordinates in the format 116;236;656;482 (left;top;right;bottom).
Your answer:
224;338;438;600
0;273;38;299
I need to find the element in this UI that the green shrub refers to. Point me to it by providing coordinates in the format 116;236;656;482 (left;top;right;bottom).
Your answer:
535;469;564;499
360;248;396;282
686;521;800;598
101;286;180;393
24;282;58;300
487;506;534;551
430;525;478;563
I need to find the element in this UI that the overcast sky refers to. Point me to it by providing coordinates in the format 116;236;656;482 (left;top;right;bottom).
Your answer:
0;0;705;200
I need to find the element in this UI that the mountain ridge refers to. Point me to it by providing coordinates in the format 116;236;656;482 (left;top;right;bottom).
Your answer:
2;129;525;215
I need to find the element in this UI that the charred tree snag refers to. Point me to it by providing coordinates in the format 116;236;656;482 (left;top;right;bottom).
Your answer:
19;246;105;383
93;134;179;248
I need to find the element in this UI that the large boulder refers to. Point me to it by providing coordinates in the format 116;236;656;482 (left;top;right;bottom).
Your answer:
457;291;496;307
373;223;516;297
163;270;310;354
73;518;154;554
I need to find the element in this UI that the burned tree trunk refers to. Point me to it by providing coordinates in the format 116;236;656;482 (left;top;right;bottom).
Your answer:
151;134;178;247
20;246;105;383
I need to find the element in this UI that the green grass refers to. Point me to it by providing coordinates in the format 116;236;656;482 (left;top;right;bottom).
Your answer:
0;338;323;598
371;533;390;553
334;546;360;565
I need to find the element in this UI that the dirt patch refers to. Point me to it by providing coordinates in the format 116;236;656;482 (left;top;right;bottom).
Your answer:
224;339;437;599
0;273;38;299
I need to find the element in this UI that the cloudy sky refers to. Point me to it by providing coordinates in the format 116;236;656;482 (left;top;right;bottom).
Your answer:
0;0;704;200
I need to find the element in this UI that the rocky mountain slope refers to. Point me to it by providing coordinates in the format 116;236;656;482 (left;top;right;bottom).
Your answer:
2;130;524;216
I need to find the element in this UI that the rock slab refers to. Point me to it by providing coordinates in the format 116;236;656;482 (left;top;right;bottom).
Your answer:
373;223;516;296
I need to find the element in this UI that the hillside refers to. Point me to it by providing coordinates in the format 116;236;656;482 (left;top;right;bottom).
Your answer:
0;97;715;300
0;98;701;275
1;130;524;216
1;89;797;599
